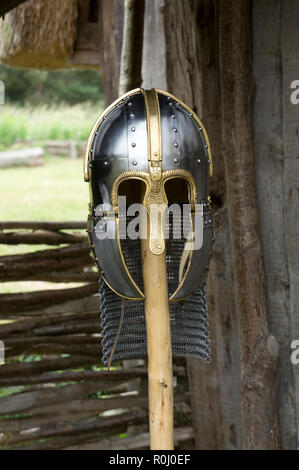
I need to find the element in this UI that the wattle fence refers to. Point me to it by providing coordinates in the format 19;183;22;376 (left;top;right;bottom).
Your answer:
0;221;194;449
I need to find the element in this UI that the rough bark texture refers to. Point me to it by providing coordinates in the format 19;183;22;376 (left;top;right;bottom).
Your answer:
253;0;299;449
118;0;145;96
0;283;98;314
141;0;298;449
280;0;299;446
218;0;280;449
1;0;298;450
162;0;242;449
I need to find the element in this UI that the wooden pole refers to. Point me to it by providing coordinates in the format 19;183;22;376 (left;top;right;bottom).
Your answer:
118;0;145;96
141;218;174;450
118;0;174;450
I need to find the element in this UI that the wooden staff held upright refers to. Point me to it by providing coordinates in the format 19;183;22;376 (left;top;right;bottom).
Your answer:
119;0;174;450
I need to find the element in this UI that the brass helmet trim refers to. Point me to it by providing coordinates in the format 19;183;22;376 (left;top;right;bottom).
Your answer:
84;88;142;183
84;88;213;301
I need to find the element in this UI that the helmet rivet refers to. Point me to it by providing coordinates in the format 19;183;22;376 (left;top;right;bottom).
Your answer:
104;160;109;166
173;128;177;133
131;127;136;132
208;159;210;163
131;142;136;147
89;162;92;168
132;160;137;166
205;144;208;149
197;159;201;164
174;143;179;148
169;102;173;106
171;114;176;119
154;152;158;156
128;102;132;107
130;113;135;118
174;158;178;163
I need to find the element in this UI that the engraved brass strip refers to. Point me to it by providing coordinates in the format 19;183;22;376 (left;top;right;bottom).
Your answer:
141;89;167;255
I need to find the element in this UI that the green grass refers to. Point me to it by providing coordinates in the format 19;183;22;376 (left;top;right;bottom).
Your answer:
0;103;103;149
0;155;89;222
0;103;104;293
0;156;90;292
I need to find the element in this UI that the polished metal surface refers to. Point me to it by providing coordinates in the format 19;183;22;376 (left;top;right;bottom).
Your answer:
86;88;214;301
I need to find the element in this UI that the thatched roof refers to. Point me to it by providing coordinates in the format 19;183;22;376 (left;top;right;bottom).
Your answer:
0;0;79;69
0;1;28;17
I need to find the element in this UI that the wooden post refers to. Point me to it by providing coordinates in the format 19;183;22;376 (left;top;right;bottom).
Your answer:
141;220;174;450
118;0;145;96
118;0;174;450
218;0;280;449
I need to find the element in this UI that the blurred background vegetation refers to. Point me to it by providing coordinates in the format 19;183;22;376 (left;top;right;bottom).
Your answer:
0;65;104;148
0;66;104;292
0;65;104;106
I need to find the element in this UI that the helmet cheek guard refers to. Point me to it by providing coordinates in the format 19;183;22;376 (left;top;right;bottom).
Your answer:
84;88;214;302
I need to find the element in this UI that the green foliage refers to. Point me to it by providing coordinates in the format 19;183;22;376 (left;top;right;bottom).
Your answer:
0;108;27;147
0;386;24;398
0;65;104;106
18;354;41;363
0;103;103;148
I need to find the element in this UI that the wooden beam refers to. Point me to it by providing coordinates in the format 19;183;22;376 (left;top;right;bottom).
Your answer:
218;0;280;449
0;221;86;230
0;283;98;314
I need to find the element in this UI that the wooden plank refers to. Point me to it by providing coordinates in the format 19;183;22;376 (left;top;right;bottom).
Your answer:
0;381;143;416
0;283;98;314
1;409;147;448
218;0;280;449
0;221;86;230
1;294;99;318
281;0;299;445
65;426;194;450
11;427;127;450
252;0;297;449
0;230;87;245
0;368;149;387
0;396;150;432
163;0;241;449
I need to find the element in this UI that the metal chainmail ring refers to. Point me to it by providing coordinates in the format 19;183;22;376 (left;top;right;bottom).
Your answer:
99;213;211;365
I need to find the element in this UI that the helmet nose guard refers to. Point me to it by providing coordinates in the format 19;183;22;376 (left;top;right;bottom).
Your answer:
84;88;214;302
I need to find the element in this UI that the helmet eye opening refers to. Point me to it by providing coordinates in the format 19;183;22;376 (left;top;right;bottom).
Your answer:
164;178;190;205
118;178;147;207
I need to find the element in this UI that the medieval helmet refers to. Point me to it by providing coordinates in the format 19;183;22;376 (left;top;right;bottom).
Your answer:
84;88;214;364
